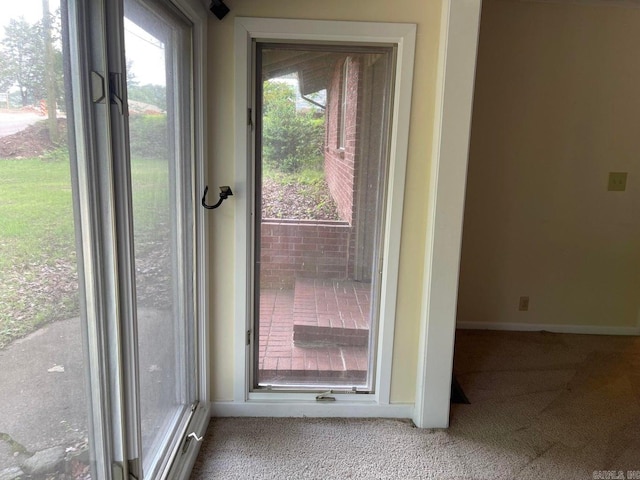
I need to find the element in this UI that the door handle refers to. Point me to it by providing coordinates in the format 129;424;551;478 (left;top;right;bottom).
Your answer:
202;185;233;210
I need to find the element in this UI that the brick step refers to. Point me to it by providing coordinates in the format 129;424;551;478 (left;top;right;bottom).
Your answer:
292;278;371;347
293;325;368;346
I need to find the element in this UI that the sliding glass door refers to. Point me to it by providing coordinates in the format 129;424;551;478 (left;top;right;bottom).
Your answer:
0;0;204;478
123;0;196;477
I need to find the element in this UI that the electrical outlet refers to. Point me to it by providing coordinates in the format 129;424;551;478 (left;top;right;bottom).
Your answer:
608;172;628;191
518;296;529;311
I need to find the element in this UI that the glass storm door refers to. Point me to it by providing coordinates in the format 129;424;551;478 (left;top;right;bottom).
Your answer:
122;0;196;477
253;43;394;391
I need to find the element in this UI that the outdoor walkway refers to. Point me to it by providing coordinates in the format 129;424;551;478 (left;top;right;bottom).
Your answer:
258;278;372;386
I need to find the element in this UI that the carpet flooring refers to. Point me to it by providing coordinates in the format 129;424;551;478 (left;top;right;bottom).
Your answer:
191;330;640;479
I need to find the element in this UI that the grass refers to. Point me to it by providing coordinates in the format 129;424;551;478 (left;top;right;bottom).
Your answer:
262;157;325;187
0;154;78;347
0;152;170;348
263;169;324;187
130;157;171;234
0;155;76;267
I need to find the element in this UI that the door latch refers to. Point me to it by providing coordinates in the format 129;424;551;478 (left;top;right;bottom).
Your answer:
315;390;336;402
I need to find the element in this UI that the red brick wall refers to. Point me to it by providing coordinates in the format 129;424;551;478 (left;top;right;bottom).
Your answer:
324;56;362;225
260;220;352;289
259;56;366;289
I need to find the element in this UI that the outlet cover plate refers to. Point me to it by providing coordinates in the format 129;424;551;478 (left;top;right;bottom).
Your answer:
608;172;628;191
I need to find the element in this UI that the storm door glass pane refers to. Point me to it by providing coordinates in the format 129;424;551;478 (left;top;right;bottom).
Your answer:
124;0;194;476
0;1;96;478
254;44;393;390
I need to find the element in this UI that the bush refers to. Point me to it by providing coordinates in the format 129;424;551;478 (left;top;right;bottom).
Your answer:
262;81;324;173
128;114;168;159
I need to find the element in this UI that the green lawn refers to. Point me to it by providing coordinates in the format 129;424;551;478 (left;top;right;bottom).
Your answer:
0;153;169;348
0;154;78;347
0;155;76;267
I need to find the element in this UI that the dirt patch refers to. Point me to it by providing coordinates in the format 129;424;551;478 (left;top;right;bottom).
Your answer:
0;255;79;349
0;119;67;159
262;177;341;221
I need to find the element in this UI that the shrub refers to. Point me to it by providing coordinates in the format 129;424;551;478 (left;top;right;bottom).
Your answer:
262;80;324;173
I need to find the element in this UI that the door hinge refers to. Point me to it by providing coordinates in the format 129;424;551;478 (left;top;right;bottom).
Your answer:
248;108;252;127
246;329;251;345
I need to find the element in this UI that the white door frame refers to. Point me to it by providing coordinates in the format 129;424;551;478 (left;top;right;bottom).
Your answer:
229;17;416;416
413;0;482;428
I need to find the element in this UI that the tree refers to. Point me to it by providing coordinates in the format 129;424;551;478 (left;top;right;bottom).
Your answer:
126;59;138;88
0;12;63;110
0;54;13;92
0;18;46;107
43;0;59;142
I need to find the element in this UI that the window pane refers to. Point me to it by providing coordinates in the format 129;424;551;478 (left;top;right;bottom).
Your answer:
255;45;393;390
124;0;194;475
0;1;94;478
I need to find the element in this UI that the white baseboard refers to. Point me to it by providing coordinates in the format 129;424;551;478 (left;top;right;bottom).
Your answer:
210;401;414;419
456;321;640;336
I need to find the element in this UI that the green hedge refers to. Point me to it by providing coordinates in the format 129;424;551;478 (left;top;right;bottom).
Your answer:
262;81;325;173
128;114;168;160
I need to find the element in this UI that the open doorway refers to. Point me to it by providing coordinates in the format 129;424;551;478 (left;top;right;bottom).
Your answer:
453;0;640;431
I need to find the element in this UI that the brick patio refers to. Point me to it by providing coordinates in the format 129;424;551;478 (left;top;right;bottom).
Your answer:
257;278;372;386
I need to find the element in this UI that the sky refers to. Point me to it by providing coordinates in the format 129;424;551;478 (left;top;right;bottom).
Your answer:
124;19;166;86
0;0;60;29
0;0;165;86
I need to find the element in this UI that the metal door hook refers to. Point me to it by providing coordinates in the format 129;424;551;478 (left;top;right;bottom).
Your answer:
202;185;233;209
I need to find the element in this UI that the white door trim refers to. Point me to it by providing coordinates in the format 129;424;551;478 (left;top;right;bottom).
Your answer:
210;401;413;419
413;0;482;428
233;17;416;411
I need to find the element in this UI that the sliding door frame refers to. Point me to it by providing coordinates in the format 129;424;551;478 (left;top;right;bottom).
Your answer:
162;0;211;476
65;0;210;477
66;0;121;477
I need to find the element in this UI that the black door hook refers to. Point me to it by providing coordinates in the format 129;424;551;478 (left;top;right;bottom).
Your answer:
202;185;233;209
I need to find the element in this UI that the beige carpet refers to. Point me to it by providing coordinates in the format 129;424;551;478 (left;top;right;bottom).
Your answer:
191;330;640;479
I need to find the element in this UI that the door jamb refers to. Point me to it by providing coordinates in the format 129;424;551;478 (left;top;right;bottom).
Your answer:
412;0;482;428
